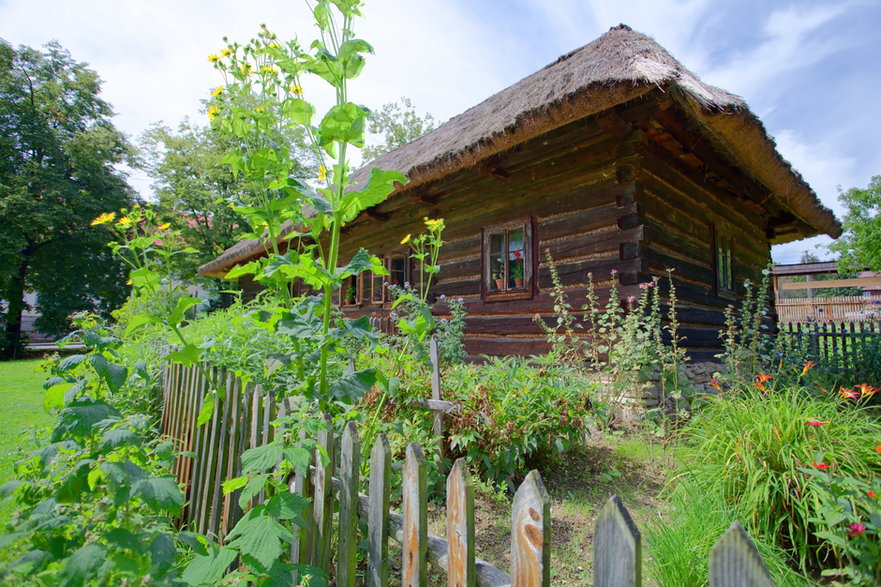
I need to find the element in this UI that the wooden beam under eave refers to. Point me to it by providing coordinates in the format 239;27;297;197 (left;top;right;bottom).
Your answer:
365;208;390;222
780;276;881;290
405;191;439;206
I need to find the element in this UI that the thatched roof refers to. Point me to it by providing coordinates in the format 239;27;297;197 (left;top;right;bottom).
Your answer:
200;24;840;278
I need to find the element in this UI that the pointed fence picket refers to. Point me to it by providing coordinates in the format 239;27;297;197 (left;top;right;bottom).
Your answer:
162;362;777;586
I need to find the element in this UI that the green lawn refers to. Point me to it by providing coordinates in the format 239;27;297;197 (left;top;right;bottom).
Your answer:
0;359;54;522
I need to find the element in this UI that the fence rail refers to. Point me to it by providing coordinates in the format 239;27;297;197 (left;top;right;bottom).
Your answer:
775;294;881;323
162;362;775;586
778;321;881;370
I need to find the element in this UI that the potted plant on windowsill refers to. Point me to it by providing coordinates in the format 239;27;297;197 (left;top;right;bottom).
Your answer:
345;284;356;305
510;252;524;288
492;259;505;291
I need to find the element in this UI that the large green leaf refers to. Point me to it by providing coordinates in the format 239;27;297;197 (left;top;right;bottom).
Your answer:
60;543;107;587
336;248;385;279
104;528;141;551
182;545;238;586
226;512;293;571
318;102;367;154
133;476;185;512
241;443;283;473
98;428;140;451
129;266;161;291
225;260;260;280
338;167;408;223
338;39;373;79
196;392;215;426
56;459;94;504
282;98;315;125
168;296;202;326
57;354;89;373
266;492;310;521
165;343;204;367
149;533;177;577
89;354;128;394
52;400;121;441
330;368;377;403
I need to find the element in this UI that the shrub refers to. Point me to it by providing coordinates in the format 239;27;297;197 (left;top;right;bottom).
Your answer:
443;356;599;489
679;384;881;573
647;479;807;586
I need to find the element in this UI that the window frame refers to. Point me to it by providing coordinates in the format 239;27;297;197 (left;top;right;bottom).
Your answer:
713;223;734;296
482;217;535;301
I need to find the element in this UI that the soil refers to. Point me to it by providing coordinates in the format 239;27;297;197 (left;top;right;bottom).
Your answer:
420;431;675;585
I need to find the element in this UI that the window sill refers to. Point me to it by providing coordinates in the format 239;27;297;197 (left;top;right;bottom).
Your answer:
485;288;533;302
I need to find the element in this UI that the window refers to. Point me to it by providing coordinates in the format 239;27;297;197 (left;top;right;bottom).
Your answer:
714;227;734;294
338;253;410;307
483;219;533;299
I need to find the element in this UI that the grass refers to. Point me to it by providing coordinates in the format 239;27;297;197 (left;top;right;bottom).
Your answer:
0;359;54;522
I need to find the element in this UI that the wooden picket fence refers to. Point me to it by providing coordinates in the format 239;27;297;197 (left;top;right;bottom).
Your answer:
775;294;881;323
161;362;775;586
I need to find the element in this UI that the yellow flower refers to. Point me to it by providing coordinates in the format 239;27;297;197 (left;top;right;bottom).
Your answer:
211;85;224;97
207;106;220;121
207;53;220;63
260;65;278;74
220;48;232;57
400;233;411;245
424;218;443;230
90;212;116;226
268;42;280;49
240;63;252;75
289;83;303;97
117;217;132;228
157;222;171;231
126;278;133;286
318;165;327;181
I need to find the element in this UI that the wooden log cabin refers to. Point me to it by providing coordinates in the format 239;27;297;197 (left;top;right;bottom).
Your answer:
199;25;841;362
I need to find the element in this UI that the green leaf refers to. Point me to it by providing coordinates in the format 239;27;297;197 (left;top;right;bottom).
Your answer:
60;543;106;587
134;476;185;512
226;512;289;571
166;343;204;367
52;399;121;441
168;296;202;326
104;527;141;551
178;531;210;556
241;443;283;473
130;266;162;291
98;428;140;451
43;382;70;411
336;248;384;278
124;314;160;336
0;480;23;500
196;392;215;426
338;167;408;223
182;546;238;586
57;354;89;373
282;98;315;125
318;102;367;155
149;533;177;577
330;369;377;403
222;475;249;494
282;445;313;472
225;261;260;280
56;459;94;503
89;354;128;394
238;474;269;510
266;492;310;521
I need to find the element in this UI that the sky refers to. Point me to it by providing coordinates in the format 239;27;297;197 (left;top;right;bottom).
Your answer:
2;0;880;264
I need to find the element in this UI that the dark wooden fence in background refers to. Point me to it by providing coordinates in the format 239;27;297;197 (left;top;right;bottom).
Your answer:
778;321;881;369
161;361;776;586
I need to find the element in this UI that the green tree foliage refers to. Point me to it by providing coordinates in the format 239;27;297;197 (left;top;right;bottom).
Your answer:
141;101;315;278
361;96;436;161
0;40;135;358
828;176;881;272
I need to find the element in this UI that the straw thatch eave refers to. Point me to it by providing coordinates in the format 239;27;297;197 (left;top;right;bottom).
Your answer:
199;24;839;279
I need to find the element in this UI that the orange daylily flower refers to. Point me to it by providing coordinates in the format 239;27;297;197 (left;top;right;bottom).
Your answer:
709;378;722;392
800;360;816;376
754;372;772;392
856;383;879;399
839;387;860;400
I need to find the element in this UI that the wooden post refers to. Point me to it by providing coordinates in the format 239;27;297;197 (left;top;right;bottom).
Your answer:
709;522;774;587
368;434;391;587
310;413;336;572
446;458;475;587
337;422;360;587
429;336;446;472
510;470;550;586
403;443;428;587
594;495;641;587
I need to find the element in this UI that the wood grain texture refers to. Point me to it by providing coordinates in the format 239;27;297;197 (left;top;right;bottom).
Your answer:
510;470;550;587
368;434;391;587
446;458;476;587
403;443;429;587
709;522;774;587
593;495;641;587
337;422;360;587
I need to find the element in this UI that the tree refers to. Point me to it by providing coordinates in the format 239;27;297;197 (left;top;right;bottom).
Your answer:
828;176;881;272
361;97;436;161
0;40;135;358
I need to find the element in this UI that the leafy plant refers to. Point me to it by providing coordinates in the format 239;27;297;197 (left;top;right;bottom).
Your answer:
678;383;881;573
0;313;184;585
646;479;807;586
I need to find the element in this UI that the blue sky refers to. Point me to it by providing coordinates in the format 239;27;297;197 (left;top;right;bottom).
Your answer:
2;0;879;263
